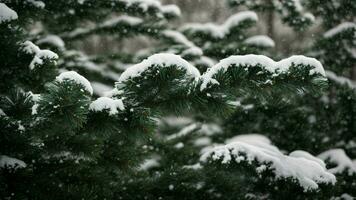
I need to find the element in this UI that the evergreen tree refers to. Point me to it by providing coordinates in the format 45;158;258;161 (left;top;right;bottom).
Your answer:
0;0;355;200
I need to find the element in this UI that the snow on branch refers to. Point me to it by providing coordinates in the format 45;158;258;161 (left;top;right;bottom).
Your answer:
323;22;356;38
117;0;180;18
36;35;65;50
56;71;93;95
161;30;203;57
63;15;147;40
118;53;201;83
0;155;27;169
22;41;59;70
89;97;125;115
318;149;356;176
161;4;181;18
200;134;336;191
326;70;356;89
0;3;18;23
25;0;45;9
180;11;258;39
243;35;275;48
200;54;326;91
166;123;201;141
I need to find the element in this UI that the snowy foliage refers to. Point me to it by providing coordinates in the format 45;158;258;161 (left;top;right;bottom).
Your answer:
323;22;356;38
0;155;26;169
0;3;18;23
318;149;356;175
244;35;275;48
200;54;326;91
36;35;65;50
56;71;93;95
180;11;258;39
201;134;336;191
326;70;356;89
89;97;125;115
22;41;59;70
118;53;201;83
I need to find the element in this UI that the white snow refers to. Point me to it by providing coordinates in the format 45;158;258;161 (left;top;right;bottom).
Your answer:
121;0;161;11
61;15;143;38
183;163;202;170
0;109;5;116
78;0;86;4
200;134;336;191
338;194;354;200
120;0;181;17
26;0;45;8
89;97;125;115
162;30;196;48
280;0;315;23
56;71;93;95
318;149;356;175
182;47;203;57
0;3;18;23
194;137;212;147
101;15;143;28
65;15;143;39
180;11;258;39
174;142;184;149
198;123;222;136
166;123;199;141
36;35;65;49
22;41;59;70
0;155;26;169
324;22;356;38
326;70;356;89
162;30;203;56
290;0;303;12
43;151;91;163
194;56;216;68
225;134;271;146
289;150;326;168
30;93;41;115
303;13;315;22
200;54;326;91
160;116;193;127
244;35;275;48
62;50;103;73
104;88;124;98
91;82;113;97
139;157;160;171
118;53;201;83
161;4;181;17
65;27;91;39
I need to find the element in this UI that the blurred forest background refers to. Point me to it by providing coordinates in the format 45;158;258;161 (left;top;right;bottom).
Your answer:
79;0;321;60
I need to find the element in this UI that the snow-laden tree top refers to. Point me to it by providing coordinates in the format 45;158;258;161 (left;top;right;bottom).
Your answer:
200;134;336;191
118;53;201;83
118;54;326;89
200;54;326;91
0;3;18;23
56;71;93;95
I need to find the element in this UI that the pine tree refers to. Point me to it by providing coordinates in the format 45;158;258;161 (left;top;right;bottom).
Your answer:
1;0;355;200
